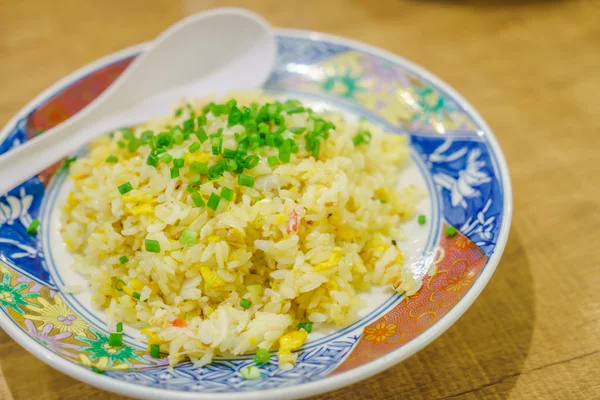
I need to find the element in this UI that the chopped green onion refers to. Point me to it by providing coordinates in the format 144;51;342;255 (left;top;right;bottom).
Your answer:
253;348;271;365
240;365;260;380
240;298;251;309
179;229;197;246
26;219;39;235
173;158;184;168
118;182;133;195
146;154;158;167
148;136;158;150
278;145;291;163
353;130;372;146
116;322;123;333
211;137;223;155
109;333;123;347
117;140;126;148
267;156;278;167
220;159;234;171
172;128;184;144
153;147;167;155
297;322;313;333
159;153;173;164
223;148;237;159
245;155;259;169
157;132;174;148
170;167;180;179
62;156;77;170
91;366;104;374
445;225;458;237
286;106;305;114
189;173;201;185
150;344;160;358
132;292;141;300
191;191;205;207
115;280;125;291
119;256;128;264
208;165;223;180
145;239;161;253
190;161;208;174
289;127;306;135
236;132;248;143
195;127;208;143
174;107;183;117
183;118;195;133
228;106;242;127
106;155;118;163
221;186;234;201
188;142;201;153
127;138;141;153
273;133;284;148
140;130;153;144
238;174;254;187
121;129;134;141
196;115;207;127
418;215;426;225
207;193;221;210
265;134;275;147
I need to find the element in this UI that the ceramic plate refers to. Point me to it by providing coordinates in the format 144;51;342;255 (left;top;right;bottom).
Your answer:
0;29;512;399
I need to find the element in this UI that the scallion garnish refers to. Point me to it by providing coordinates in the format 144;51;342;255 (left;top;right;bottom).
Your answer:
119;256;128;264
240;298;251;309
221;186;234;201
445;225;458;237
297;322;313;333
183;118;195;133
173;158;184;168
150;344;160;358
254;348;271;365
211;137;223;155
207;193;221;210
158;153;173;164
179;229;197;246
118;182;133;195
146;154;159;167
238;174;254;187
195;127;208;143
188;142;201;153
145;239;161;253
191;191;205;207
26;219;39;235
109;333;123;347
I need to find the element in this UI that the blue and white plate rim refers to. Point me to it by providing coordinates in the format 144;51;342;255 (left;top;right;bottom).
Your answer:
0;28;513;400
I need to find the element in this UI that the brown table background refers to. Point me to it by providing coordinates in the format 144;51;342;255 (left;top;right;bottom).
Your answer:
1;0;599;399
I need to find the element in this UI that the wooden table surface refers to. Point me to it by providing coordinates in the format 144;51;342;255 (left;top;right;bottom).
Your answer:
1;0;599;399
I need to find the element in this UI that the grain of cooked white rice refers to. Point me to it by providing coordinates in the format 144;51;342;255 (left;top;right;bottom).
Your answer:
61;92;424;370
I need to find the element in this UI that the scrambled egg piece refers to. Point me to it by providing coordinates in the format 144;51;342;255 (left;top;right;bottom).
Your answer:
200;266;225;289
278;330;308;366
314;247;341;272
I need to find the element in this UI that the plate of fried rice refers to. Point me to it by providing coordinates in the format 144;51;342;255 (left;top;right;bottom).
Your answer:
0;30;512;400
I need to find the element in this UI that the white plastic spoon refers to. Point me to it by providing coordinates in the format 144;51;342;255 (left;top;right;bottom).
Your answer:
0;7;275;194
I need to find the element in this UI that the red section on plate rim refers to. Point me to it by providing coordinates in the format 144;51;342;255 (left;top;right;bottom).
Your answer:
26;56;136;186
332;225;487;374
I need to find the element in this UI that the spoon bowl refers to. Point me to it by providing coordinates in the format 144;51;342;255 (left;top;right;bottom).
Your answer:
0;7;275;194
